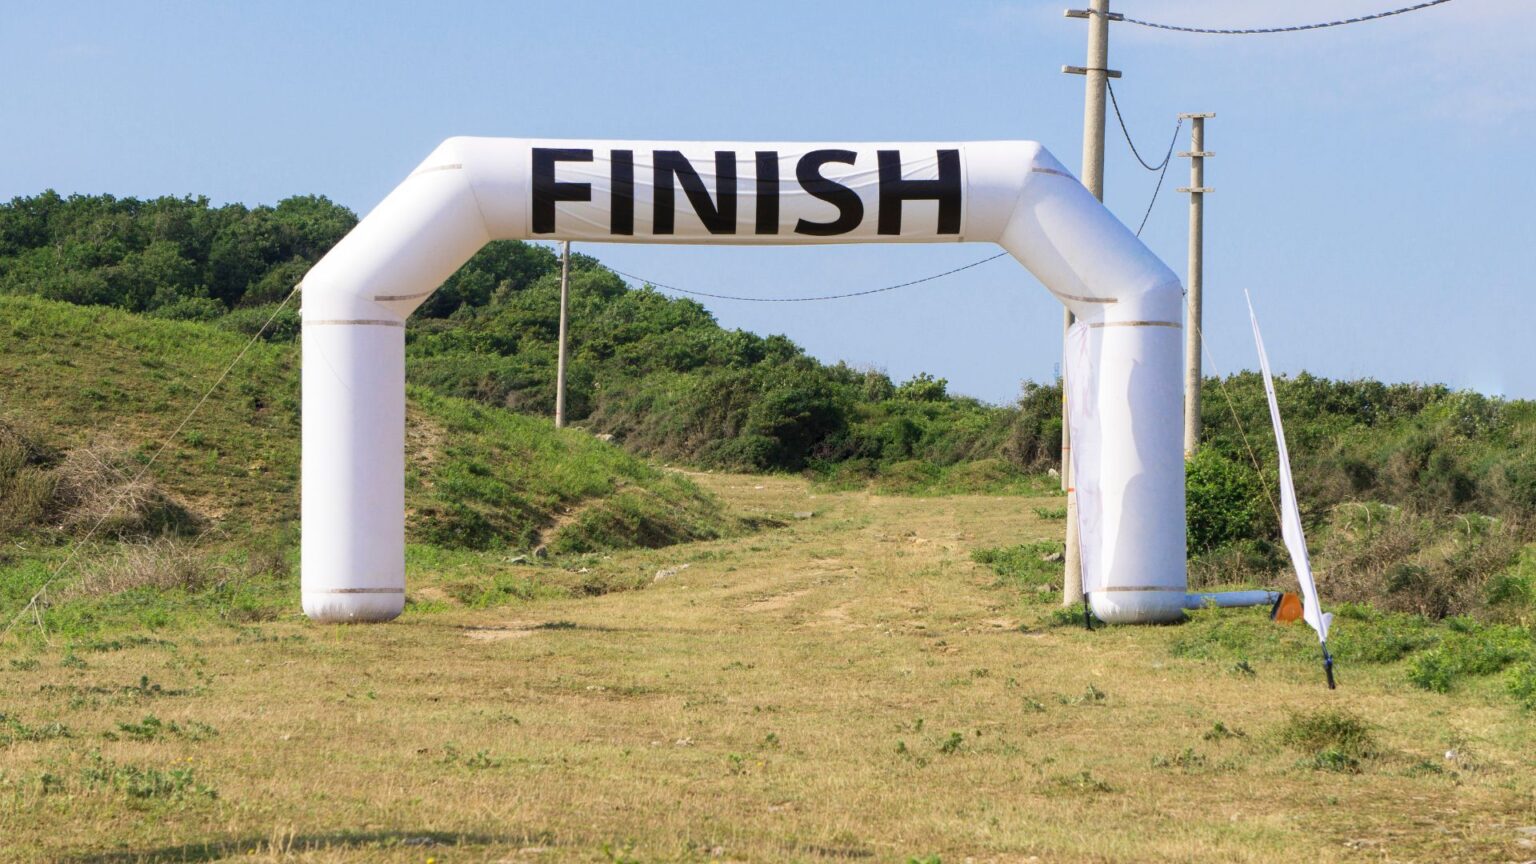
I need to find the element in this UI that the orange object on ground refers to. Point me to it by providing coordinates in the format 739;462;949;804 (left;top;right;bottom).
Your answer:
1271;592;1304;623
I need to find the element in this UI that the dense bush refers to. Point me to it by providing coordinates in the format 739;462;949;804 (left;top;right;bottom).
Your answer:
1184;448;1268;554
1186;373;1536;620
0;192;356;313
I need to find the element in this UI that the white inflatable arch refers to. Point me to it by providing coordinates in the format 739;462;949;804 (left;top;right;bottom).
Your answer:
300;138;1187;625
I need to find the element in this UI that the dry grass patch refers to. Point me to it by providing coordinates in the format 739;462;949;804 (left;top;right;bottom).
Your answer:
60;537;215;599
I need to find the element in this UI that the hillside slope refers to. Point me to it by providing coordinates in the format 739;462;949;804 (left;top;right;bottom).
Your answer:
0;294;737;556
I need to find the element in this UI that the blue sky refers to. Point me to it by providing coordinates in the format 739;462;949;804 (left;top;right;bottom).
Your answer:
3;1;1531;404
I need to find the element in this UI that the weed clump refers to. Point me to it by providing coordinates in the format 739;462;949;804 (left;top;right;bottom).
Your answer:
1057;685;1107;706
0;421;59;534
1320;507;1530;620
1051;770;1113;794
972;542;1063;599
1202;721;1246;741
1277;709;1378;773
51;439;204;538
79;752;217;803
103;714;218;743
0;713;71;747
1151;747;1208;771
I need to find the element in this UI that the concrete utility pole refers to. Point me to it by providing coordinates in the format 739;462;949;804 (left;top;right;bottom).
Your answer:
1060;0;1120;607
1178;115;1214;458
555;240;571;429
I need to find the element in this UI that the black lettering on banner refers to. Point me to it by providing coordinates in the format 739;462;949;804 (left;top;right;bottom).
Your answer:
531;148;594;234
653;151;738;235
754;151;780;234
611;149;635;235
877;149;961;235
794;150;863;236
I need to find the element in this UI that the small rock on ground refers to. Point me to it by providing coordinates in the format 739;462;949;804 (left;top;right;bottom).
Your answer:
654;563;691;582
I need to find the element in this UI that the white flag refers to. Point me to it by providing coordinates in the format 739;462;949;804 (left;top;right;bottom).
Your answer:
1245;291;1332;642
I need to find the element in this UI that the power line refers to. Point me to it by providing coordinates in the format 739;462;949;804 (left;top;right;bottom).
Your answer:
1104;80;1183;237
1107;81;1177;172
1122;0;1454;35
607;252;1010;302
1134;129;1179;238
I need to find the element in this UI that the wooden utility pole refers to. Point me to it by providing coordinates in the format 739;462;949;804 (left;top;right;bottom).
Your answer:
555;240;571;429
1060;0;1120;606
1178;115;1213;458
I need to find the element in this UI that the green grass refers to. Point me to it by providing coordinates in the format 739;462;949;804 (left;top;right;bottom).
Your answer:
971;541;1065;601
0;295;743;641
405;387;735;552
1166;604;1536;709
2;472;1535;862
814;457;1063;498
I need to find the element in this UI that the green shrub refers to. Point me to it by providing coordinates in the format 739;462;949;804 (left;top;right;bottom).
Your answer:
0;423;58;535
1187;538;1283;591
1327;613;1437;664
1485;544;1536;613
895;373;948;402
1405;651;1457;693
1185;448;1268;553
216;302;299;342
1321;505;1529;620
551;488;729;554
1405;623;1532;692
1508;663;1536;710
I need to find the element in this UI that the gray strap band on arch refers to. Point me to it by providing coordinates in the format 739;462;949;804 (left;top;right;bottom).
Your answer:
410;162;464;177
1086;320;1181;329
304;588;406;595
373;289;438;302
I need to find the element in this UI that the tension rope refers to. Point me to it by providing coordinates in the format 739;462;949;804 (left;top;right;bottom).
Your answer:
1121;0;1455;35
1192;317;1286;542
0;285;303;646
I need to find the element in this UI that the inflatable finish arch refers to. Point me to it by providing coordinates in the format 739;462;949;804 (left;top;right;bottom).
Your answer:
300;138;1187;625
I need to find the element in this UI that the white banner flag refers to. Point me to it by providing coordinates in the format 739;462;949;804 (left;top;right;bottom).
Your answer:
1245;291;1332;643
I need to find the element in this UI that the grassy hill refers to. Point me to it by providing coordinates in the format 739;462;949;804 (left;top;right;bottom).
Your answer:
5;193;1536;631
0;192;1063;483
0;295;743;634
